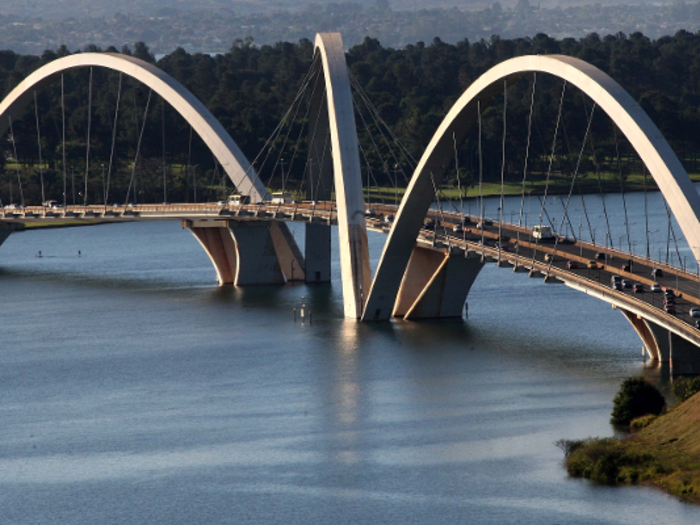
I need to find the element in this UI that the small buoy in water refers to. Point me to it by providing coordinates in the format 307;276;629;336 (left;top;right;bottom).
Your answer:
37;250;42;258
78;250;81;257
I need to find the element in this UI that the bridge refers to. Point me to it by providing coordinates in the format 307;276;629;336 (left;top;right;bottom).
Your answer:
1;33;700;373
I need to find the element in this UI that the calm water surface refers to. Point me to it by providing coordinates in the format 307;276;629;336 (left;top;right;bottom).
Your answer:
2;197;700;524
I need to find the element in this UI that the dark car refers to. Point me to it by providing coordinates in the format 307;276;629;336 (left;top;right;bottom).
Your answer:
664;288;675;297
633;283;644;293
664;304;676;314
612;281;623;291
566;261;578;269
595;252;605;261
652;268;664;278
621;264;631;272
622;279;632;289
695;319;700;329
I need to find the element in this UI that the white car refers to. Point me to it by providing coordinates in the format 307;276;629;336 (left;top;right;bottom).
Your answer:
452;224;463;233
650;283;662;293
690;307;700;318
217;201;227;206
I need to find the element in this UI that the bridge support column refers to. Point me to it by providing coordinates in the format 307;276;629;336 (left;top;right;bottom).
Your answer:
269;221;305;282
185;219;304;285
392;246;484;320
305;223;331;283
619;308;661;361
618;309;700;374
186;220;238;284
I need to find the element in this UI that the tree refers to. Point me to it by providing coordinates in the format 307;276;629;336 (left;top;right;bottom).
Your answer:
610;377;666;426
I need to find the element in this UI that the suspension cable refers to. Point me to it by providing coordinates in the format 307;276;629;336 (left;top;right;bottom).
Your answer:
245;58;321;196
560;103;592;240
106;72;122;206
186;125;193;202
9;116;24;206
300;85;327;201
162;96;167;203
61;74;67;208
125;89;152;204
517;73;537;263
613;125;632;253
532;80;567;268
498;80;507;264
582;97;613;250
545;100;596;276
643;164;650;259
84;67;93;206
34;91;46;207
348;70;417;173
478;99;485;255
662;197;684;268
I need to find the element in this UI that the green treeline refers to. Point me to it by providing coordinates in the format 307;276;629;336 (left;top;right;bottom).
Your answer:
2;30;700;205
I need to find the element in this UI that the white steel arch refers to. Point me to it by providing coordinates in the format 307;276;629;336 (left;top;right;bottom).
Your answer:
313;33;371;319
363;54;700;320
0;53;268;202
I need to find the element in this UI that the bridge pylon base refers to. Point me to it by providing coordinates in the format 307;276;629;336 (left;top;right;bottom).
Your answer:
305;223;331;283
185;219;305;285
392;246;484;320
619;308;700;374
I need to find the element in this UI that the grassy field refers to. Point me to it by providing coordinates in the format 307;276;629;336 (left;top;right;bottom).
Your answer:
364;171;700;202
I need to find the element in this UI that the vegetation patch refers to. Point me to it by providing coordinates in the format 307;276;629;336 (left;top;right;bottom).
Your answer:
610;377;665;426
559;377;700;503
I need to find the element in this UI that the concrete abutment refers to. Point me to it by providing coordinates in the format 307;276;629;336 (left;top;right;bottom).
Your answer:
185;219;305;286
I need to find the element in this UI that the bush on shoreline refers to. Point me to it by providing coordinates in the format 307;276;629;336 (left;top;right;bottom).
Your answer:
611;377;666;426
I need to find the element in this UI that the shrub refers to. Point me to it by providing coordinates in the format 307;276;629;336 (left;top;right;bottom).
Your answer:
562;437;657;485
610;377;666;426
630;414;657;431
672;376;700;402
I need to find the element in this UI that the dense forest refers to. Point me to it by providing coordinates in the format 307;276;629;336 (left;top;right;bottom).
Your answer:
2;30;700;205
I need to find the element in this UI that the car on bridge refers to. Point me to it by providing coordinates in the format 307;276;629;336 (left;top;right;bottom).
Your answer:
566;260;578;269
595;252;605;261
587;260;600;269
612;281;623;291
664;304;677;314
652;268;664;278
532;225;554;241
622;279;632;289
452;223;463;233
633;284;644;293
621;263;631;272
651;283;662;292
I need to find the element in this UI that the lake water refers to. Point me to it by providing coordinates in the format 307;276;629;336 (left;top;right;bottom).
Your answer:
2;192;700;524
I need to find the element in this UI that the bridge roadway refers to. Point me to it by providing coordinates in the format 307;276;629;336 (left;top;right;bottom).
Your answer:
2;200;700;365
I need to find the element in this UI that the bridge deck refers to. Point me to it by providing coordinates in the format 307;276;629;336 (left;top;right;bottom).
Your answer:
2;200;700;341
